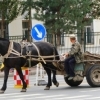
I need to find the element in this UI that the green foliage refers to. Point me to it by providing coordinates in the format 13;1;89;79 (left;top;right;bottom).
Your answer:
90;0;100;18
0;0;22;23
33;0;100;34
21;0;35;19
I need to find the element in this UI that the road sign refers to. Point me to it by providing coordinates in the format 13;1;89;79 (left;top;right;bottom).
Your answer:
31;24;47;41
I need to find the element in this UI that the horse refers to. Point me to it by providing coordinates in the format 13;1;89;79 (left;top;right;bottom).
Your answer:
0;38;60;93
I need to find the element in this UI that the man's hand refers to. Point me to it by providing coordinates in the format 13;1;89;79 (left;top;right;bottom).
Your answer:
63;53;69;57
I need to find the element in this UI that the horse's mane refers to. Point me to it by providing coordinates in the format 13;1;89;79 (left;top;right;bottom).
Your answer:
0;37;9;41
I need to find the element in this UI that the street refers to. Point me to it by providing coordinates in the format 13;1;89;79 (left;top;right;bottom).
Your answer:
0;75;100;100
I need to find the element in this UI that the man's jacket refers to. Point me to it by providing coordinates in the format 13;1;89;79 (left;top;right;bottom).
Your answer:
68;41;83;63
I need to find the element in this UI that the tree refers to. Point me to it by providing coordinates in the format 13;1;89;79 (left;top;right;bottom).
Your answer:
32;0;100;47
0;0;22;37
63;0;100;51
33;0;65;45
21;0;35;41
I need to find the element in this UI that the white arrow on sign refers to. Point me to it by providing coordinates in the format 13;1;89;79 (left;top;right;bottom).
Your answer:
34;27;42;38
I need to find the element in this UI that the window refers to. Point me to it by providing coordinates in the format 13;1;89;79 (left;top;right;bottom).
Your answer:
85;26;94;44
22;21;29;38
22;21;28;28
60;33;64;46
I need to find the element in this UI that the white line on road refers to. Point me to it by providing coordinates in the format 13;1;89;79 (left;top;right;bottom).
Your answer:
10;99;24;100
0;93;44;98
45;95;91;100
34;94;65;99
80;96;100;100
0;93;23;96
80;89;100;92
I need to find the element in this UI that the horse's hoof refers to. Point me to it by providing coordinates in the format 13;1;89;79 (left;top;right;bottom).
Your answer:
0;90;5;94
55;82;59;87
44;86;50;90
20;89;27;92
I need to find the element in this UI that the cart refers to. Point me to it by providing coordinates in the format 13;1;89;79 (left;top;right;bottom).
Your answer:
58;51;100;87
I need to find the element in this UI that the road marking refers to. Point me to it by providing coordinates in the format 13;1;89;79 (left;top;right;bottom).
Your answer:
10;99;24;100
0;93;23;96
81;96;100;100
34;94;65;98
45;95;91;100
80;89;100;92
0;93;44;98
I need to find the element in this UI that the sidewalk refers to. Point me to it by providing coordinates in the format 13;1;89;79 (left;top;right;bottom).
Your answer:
0;67;36;78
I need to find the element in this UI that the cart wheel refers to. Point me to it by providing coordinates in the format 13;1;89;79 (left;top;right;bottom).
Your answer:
64;77;83;87
86;64;100;87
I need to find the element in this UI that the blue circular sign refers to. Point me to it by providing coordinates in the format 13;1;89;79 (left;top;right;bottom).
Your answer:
31;24;47;41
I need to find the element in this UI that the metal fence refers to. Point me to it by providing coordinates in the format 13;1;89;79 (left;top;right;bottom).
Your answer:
7;32;100;54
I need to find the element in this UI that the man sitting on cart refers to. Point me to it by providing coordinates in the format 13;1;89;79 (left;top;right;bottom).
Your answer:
64;34;83;80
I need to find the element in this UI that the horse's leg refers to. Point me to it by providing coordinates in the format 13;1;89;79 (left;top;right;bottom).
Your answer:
15;67;27;92
43;65;52;90
52;69;59;87
0;66;10;93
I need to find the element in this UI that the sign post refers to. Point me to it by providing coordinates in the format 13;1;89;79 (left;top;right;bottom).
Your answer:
31;24;47;86
31;24;47;41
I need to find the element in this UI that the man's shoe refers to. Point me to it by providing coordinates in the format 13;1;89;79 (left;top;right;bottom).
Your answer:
68;77;74;80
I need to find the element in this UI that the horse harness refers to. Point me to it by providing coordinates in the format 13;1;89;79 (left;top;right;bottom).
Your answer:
0;41;64;72
2;41;57;64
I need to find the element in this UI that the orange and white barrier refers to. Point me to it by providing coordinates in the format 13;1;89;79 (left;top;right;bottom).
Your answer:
14;67;29;88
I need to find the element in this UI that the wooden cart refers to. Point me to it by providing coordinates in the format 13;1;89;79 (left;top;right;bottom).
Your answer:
61;51;100;87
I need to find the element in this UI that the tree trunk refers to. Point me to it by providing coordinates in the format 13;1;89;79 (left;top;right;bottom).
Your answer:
52;34;56;46
28;8;32;42
56;33;61;46
81;28;85;52
1;11;4;38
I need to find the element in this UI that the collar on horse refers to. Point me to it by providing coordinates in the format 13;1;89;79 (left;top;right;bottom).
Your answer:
2;41;46;64
4;41;20;58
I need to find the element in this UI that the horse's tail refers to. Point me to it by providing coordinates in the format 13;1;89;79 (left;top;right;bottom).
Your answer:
53;47;60;60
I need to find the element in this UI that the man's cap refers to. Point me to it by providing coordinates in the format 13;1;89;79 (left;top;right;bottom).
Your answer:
69;34;76;38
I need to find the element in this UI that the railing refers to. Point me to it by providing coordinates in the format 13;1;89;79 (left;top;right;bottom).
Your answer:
6;32;100;54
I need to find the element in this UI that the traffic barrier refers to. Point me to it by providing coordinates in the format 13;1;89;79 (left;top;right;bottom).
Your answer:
14;67;29;88
34;63;47;86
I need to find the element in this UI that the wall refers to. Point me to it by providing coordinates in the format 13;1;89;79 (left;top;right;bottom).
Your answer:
8;16;23;36
93;19;100;32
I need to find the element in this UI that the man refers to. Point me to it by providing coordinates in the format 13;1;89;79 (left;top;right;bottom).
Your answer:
64;34;83;80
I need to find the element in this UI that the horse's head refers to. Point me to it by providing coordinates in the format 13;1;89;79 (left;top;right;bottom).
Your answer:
0;38;10;56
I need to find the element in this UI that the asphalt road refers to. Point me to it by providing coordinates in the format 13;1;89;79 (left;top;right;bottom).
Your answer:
0;75;100;100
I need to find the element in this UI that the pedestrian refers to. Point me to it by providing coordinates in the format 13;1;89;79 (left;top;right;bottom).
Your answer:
64;34;83;80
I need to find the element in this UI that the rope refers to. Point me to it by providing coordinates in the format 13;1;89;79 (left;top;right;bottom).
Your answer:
2;41;61;60
3;41;21;58
4;41;13;58
32;43;46;64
